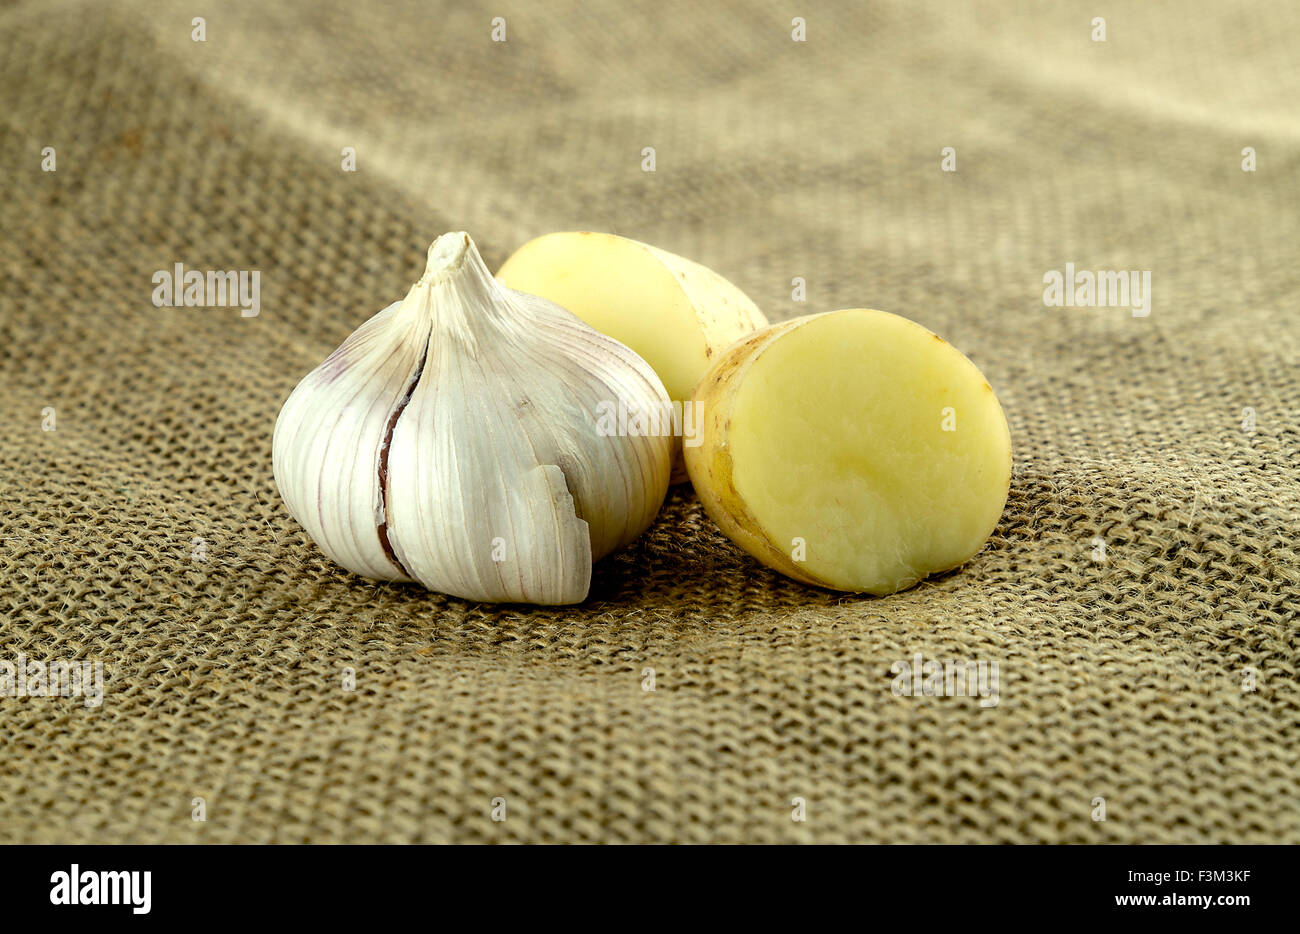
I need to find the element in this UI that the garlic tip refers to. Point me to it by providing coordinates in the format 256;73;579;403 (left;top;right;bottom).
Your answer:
423;231;471;281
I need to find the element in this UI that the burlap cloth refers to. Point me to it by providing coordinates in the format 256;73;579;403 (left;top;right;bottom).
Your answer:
1;0;1296;844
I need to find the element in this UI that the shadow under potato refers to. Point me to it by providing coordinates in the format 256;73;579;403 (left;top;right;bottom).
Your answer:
585;486;858;612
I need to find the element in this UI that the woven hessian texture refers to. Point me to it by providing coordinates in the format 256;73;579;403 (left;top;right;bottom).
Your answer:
1;0;1297;844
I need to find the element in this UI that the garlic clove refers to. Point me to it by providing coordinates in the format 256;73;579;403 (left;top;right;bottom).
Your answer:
272;232;672;605
272;300;420;582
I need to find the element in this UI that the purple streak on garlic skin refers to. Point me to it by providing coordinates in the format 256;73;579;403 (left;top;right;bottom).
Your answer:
318;349;349;385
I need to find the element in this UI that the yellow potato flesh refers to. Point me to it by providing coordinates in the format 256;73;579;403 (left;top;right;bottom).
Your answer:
688;309;1011;595
498;232;711;403
497;232;768;483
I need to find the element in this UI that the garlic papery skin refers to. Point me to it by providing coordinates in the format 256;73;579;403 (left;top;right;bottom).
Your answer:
272;232;672;605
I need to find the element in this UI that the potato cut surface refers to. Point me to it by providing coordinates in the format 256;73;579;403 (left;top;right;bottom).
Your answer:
497;231;713;403
688;309;1011;594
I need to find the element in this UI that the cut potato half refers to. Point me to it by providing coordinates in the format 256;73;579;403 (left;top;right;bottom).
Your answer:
685;309;1012;595
497;231;768;481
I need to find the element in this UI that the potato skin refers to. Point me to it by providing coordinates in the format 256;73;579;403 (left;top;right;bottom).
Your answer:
637;239;769;361
685;317;833;588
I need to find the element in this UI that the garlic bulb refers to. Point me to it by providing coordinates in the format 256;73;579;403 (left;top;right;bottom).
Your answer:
272;232;672;604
